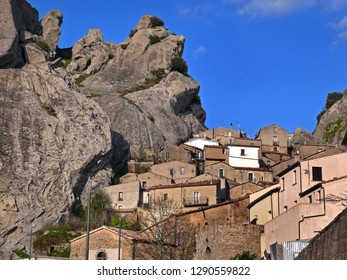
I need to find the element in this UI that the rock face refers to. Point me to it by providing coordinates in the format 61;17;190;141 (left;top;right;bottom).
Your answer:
0;1;113;259
68;15;206;164
313;91;347;150
0;5;206;259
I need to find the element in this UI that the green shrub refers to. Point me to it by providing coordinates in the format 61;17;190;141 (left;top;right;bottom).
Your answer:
231;251;257;260
87;91;102;98
129;29;138;37
75;74;88;87
149;35;161;45
33;226;76;255
323;118;347;142
150;16;164;28
13;249;29;259
108;53;115;59
49;247;70;258
120;44;128;50
109;216;133;230
62;59;72;69
316;92;343;124
170;56;188;75
35;38;50;52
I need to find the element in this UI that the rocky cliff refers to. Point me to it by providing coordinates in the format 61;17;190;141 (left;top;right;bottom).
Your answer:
313;91;347;150
0;0;113;259
66;15;206;165
0;1;206;259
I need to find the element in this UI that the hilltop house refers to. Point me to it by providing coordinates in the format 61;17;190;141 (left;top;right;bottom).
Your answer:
142;179;228;211
69;226;174;260
255;124;290;154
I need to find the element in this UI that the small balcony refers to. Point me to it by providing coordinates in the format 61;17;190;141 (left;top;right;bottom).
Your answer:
183;197;209;207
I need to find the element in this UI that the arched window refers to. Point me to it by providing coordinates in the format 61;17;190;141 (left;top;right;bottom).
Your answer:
97;251;107;260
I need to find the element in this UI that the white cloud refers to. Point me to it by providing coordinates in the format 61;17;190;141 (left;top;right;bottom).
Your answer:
236;0;316;17
177;3;217;17
320;0;347;12
177;5;200;17
330;15;347;41
330;14;347;29
194;45;207;55
193;45;207;58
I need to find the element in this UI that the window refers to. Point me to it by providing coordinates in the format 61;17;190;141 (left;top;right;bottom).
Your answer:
240;149;245;156
180;167;185;175
118;192;123;201
219;168;224;178
248;172;254;182
281;177;285;191
194;192;200;203
293;170;297;185
273;136;279;146
142;181;147;189
169;168;174;176
312;167;322;181
274;126;277;133
165;152;169;160
97;252;107;260
163;193;168;200
308;195;313;203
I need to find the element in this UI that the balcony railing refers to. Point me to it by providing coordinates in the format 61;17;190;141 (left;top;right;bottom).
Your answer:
183;197;209;207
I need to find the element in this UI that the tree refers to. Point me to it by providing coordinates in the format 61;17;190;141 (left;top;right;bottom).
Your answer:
170;56;188;75
86;189;114;229
138;197;196;260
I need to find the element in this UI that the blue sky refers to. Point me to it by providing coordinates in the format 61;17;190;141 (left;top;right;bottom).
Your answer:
28;0;347;137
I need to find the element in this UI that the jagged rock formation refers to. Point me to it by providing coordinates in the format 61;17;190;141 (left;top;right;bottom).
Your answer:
313;91;347;150
0;0;112;259
41;9;63;56
67;15;206;164
0;2;207;259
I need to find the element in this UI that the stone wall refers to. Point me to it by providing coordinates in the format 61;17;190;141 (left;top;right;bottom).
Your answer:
296;207;347;260
195;223;263;259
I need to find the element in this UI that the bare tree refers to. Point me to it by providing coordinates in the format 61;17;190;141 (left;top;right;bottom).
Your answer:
138;197;196;260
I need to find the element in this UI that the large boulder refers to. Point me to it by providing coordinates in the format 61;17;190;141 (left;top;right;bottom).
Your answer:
0;0;41;68
41;9;63;55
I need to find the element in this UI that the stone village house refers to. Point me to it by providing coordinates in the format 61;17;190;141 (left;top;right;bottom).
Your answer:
69;226;175;260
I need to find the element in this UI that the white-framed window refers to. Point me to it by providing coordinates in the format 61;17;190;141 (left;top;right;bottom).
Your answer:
180;167;185;175
219;168;224;178
118;192;123;201
194;191;200;203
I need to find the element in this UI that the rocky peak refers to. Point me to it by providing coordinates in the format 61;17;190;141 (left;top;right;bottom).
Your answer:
41;9;63;54
313;91;347;150
65;14;206;163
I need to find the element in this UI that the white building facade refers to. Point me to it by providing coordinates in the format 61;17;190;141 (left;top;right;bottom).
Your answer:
227;145;260;168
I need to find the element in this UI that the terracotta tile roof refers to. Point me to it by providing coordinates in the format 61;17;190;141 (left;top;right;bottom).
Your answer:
69;226;154;243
